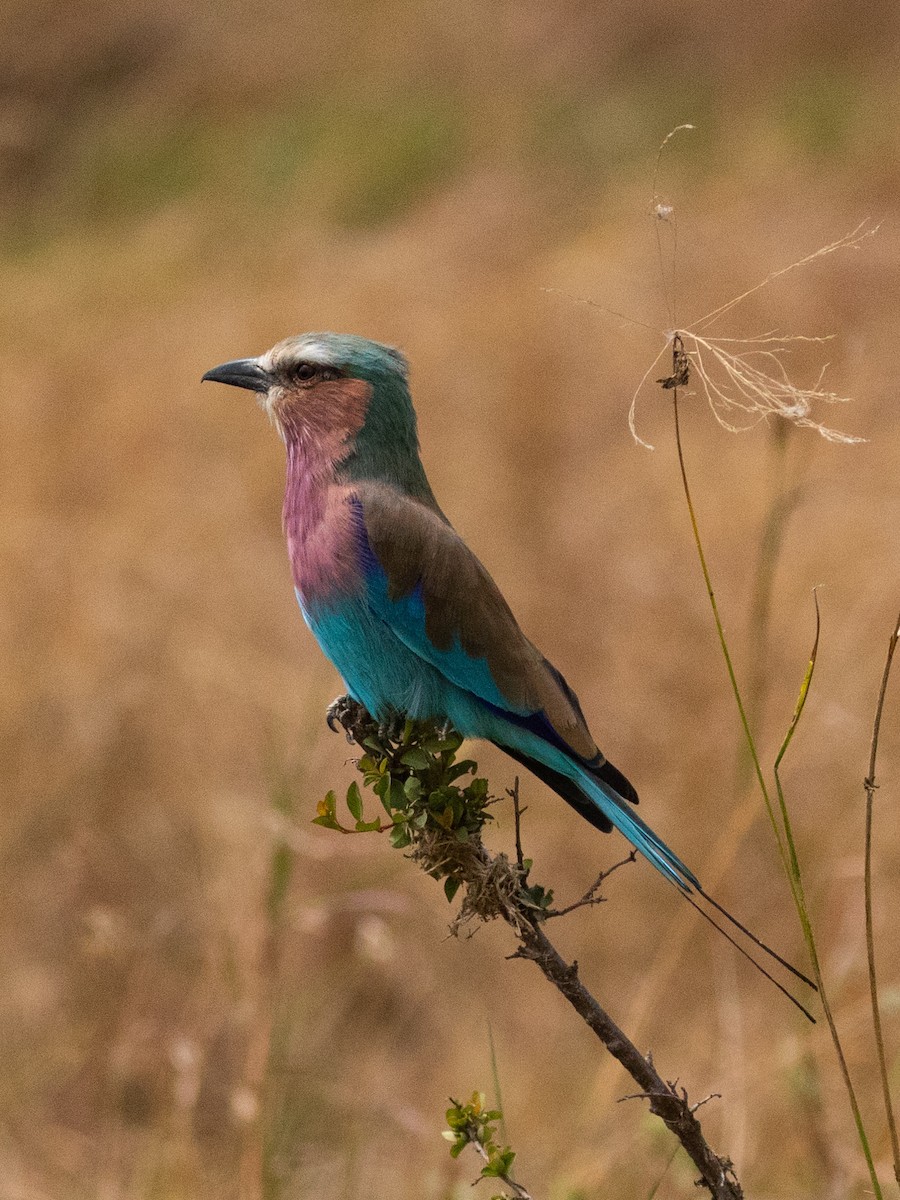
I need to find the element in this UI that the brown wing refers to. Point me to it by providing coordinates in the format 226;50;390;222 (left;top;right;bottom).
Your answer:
356;481;599;762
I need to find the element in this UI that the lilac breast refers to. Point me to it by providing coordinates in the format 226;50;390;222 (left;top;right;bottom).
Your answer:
282;440;363;606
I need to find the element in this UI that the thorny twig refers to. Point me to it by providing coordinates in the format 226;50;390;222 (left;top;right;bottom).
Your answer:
510;779;636;919
509;919;742;1199
620;1089;722;1115
510;779;527;871
545;851;637;919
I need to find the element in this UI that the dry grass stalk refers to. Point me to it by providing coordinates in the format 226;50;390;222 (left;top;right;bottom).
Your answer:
863;610;900;1185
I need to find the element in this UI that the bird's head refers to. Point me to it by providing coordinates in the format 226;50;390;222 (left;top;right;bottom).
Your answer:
202;331;409;441
203;332;437;501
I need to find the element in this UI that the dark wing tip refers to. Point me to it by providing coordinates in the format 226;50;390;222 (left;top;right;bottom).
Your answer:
590;757;639;806
493;743;615;833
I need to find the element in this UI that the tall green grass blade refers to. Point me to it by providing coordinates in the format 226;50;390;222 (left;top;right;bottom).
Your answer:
487;1020;509;1150
671;390;884;1199
772;598;883;1198
863;612;900;1184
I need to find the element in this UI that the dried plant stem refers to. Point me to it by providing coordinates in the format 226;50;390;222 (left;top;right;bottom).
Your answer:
864;612;900;1185
770;606;883;1199
670;390;884;1200
744;426;802;734
671;391;789;874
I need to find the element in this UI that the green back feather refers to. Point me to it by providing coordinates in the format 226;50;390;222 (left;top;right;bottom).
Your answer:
304;333;441;510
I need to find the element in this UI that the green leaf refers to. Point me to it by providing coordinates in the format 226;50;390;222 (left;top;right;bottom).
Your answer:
388;777;407;810
444;877;461;903
355;818;382;832
403;775;422;802
422;737;448;754
427;785;451;811
447;760;477;781
389;825;412;849
346;781;363;821
400;747;432;770
312;791;342;829
480;1147;514;1178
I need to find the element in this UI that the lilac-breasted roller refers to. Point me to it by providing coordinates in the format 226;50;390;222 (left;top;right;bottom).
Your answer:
202;331;703;893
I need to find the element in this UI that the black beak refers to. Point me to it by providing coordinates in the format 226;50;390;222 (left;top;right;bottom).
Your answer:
201;357;271;393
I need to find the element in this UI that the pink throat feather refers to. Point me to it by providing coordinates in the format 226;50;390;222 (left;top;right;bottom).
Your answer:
279;378;371;605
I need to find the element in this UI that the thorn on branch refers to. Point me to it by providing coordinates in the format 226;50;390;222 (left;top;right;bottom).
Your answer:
510;779;526;871
546;850;637;918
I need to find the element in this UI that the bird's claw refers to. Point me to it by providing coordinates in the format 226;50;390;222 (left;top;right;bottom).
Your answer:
326;694;362;742
376;712;406;745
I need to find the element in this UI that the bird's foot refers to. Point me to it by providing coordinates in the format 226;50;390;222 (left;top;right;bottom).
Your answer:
326;694;367;742
376;711;407;745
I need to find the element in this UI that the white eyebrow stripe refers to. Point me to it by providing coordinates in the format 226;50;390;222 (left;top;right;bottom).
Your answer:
260;340;338;373
294;342;336;365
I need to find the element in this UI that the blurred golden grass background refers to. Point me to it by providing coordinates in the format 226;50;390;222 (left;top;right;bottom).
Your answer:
2;0;900;1195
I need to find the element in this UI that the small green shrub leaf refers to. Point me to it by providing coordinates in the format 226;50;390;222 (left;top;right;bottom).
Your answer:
346;781;363;821
400;747;432;770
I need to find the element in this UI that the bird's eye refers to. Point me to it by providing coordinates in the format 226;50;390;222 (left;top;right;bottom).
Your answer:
295;362;317;381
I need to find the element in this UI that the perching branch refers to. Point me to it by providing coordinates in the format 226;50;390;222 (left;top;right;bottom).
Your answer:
325;701;743;1200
